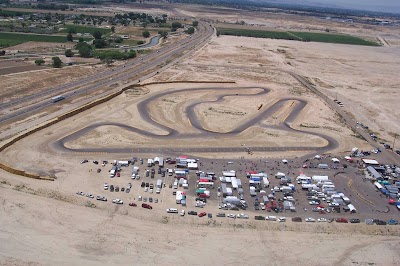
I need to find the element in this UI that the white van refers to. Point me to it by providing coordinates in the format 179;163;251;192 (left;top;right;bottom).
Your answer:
166;208;178;213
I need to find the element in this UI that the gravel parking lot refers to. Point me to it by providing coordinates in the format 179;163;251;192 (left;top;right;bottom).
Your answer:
77;154;399;223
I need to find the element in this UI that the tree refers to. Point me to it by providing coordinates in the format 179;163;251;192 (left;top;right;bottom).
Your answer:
93;30;102;40
171;22;182;30
66;32;73;42
192;20;199;27
111;26;115;33
35;59;45;66
186;27;195;34
142;30;150;38
76;42;93;58
158;30;168;38
0;50;5;56
115;37;123;43
93;39;108;48
52;57;62;68
102;57;113;66
65;49;74;57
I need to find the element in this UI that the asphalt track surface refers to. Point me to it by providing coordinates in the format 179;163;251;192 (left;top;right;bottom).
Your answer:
0;22;214;124
53;86;339;155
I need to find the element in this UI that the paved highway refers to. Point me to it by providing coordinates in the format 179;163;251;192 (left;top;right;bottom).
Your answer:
52;86;338;156
0;21;214;124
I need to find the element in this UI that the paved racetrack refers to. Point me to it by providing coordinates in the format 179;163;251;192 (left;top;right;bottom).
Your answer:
52;86;339;156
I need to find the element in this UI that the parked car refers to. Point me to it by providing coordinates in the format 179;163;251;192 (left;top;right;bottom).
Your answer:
110;185;114;192
142;203;152;209
317;218;327;222
387;219;399;225
278;217;286;222
143;197;147;202
126;188;131;193
188;211;197;215
86;194;94;198
198;212;207;217
141;182;145;187
112;199;123;204
149;197;153;203
93;160;99;164
96;196;107;201
217;213;226;217
121;187;125;192
336;218;348;223
208;213;212;218
154;198;158;203
292;217;302;222
115;186;119;192
80;159;88;164
305;217;316;222
129;202;137;207
350;218;360;223
104;183;109;190
97;169;101;173
180;210;185;216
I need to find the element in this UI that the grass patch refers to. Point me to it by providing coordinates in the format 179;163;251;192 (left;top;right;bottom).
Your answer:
0;38;24;48
60;24;111;35
216;27;380;46
0;32;92;46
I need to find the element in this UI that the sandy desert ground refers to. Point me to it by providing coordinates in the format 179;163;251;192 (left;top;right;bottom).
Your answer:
1;181;400;266
1;4;400;265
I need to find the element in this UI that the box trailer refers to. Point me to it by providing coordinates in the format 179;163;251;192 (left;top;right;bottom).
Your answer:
263;177;270;188
231;177;238;189
250;187;256;197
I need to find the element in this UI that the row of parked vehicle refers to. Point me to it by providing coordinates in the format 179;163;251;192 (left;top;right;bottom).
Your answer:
104;182;132;193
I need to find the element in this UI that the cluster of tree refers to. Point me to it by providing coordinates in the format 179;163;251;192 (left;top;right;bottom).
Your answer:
186;27;195;34
94;50;136;61
52;57;62;68
112;12;167;27
0;50;5;56
192;21;199;27
76;41;93;58
142;30;150;38
36;3;69;11
158;30;168;38
171;22;183;32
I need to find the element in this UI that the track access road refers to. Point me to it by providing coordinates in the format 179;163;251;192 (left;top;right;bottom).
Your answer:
53;86;338;156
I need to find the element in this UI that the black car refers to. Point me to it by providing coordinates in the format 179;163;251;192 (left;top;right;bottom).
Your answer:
161;171;165;177
145;171;149;177
375;220;387;225
115;186;119;192
208;213;212;218
350;218;360;223
145;182;149;187
188;211;197;215
141;182;145;187
151;168;155;174
151;173;154;179
110;185;114;192
121;187;125;192
158;168;161;174
126;188;130;193
149;197;153;203
93;160;99;164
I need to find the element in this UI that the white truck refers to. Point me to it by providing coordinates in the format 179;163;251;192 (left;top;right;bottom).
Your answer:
131;166;139;178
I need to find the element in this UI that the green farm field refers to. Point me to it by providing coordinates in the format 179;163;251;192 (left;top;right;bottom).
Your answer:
0;32;92;48
60;24;111;35
217;27;380;46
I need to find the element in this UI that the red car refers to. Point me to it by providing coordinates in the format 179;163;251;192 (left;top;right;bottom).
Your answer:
335;218;348;223
199;193;210;198
198;212;207;217
129;203;137;207
141;203;152;209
